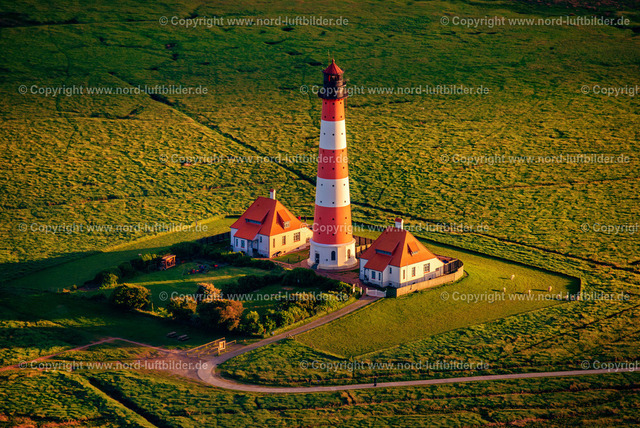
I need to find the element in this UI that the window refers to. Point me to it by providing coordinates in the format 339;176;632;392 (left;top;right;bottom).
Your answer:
389;267;392;274
294;232;301;242
273;238;276;247
240;240;245;248
260;236;263;243
235;238;238;246
424;263;430;273
282;235;287;245
283;221;290;229
403;270;406;280
331;251;336;261
371;271;376;280
412;267;416;277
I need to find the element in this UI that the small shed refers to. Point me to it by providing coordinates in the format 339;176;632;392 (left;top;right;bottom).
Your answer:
160;255;176;270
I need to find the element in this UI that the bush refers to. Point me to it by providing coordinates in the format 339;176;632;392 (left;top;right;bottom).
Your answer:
117;261;136;280
92;268;121;288
240;310;264;335
249;258;280;271
262;311;278;333
110;284;151;311
196;282;222;302
226;273;284;295
169;242;204;259
281;268;318;288
277;310;296;327
130;253;158;272
198;300;244;332
167;296;197;322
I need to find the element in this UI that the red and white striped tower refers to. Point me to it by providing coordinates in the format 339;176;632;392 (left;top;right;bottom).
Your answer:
308;60;357;270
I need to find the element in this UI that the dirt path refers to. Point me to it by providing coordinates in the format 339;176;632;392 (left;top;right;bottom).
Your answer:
199;366;640;393
5;296;636;395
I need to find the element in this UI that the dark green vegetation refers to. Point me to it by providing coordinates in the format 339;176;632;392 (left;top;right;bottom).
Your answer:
2;368;640;426
1;0;640;425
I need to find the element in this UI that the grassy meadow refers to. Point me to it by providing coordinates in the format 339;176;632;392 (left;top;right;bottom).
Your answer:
1;0;639;275
1;0;640;425
295;239;578;357
2;368;640;426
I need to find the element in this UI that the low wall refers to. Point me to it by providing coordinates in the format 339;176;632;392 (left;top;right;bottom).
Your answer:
388;266;465;298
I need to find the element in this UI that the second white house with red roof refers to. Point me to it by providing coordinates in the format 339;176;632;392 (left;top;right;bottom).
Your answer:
230;189;312;258
359;218;445;288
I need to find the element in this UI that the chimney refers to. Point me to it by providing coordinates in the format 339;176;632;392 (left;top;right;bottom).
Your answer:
395;217;404;230
269;189;276;200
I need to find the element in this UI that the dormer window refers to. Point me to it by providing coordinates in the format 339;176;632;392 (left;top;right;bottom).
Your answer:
246;219;261;225
376;249;392;256
283;221;290;229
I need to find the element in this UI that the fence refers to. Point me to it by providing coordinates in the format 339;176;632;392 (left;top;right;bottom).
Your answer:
354;235;374;257
366;288;386;298
388;263;465;298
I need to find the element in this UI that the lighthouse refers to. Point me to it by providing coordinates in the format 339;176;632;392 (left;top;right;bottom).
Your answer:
308;60;358;270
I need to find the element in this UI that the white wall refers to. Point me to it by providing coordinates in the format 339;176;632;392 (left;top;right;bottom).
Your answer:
231;227;312;258
359;256;445;288
315;177;350;207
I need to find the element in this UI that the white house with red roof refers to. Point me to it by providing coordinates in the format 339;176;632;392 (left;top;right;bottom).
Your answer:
359;218;445;288
230;189;312;258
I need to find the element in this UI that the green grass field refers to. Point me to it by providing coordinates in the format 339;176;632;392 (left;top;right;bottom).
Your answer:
296;239;578;357
2;368;640;427
1;0;640;425
1;0;638;276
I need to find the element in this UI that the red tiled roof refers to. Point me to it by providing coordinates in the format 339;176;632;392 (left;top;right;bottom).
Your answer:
231;196;307;239
234;222;261;241
323;59;343;75
364;252;392;271
360;227;437;270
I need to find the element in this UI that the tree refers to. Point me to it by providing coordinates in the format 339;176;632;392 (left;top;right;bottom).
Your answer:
196;282;222;303
240;310;264;335
110;284;150;310
167;296;197;321
197;300;244;332
262;314;277;334
277;309;296;327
